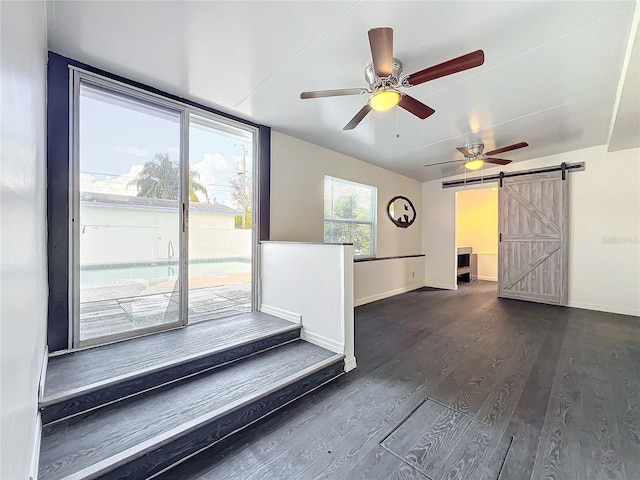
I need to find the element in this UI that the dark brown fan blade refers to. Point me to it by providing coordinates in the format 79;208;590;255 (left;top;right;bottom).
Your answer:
343;104;372;130
456;146;473;157
368;27;394;77
485;157;512;165
485;142;528;156
300;88;368;99
424;159;464;167
451;163;467;175
398;95;435;119
404;50;485;87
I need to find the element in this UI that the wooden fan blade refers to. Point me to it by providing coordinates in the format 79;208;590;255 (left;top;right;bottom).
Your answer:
368;27;394;77
456;146;473;157
485;157;512;165
343;104;372;130
300;88;368;99
424;159;464;167
485;142;528;156
398;95;435;119
451;163;467;175
404;50;485;86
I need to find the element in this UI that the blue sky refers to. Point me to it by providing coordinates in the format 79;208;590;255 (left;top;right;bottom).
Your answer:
79;88;253;207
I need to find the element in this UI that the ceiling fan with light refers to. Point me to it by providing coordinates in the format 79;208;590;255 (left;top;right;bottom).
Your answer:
425;141;529;175
300;27;485;130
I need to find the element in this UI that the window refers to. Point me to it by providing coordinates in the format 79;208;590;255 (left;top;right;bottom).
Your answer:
324;176;377;257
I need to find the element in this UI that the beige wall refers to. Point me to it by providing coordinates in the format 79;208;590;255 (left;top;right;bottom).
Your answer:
456;188;499;281
270;132;425;304
0;1;48;478
423;145;640;316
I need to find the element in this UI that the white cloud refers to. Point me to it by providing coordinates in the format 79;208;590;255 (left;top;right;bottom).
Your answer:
80;164;144;196
190;152;234;203
115;145;148;157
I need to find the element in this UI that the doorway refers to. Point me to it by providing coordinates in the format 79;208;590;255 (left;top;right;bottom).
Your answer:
455;187;499;285
71;72;257;348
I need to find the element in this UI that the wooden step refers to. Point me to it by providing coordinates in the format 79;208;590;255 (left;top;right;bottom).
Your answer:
39;340;344;480
41;312;301;424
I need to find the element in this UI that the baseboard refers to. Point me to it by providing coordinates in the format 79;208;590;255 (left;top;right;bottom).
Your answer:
344;355;357;372
424;282;458;291
259;305;301;324
354;282;425;307
29;413;42;480
568;300;639;317
38;345;48;402
300;330;343;354
478;276;497;282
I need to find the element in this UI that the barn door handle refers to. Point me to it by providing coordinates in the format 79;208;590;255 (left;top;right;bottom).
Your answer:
499;233;502;242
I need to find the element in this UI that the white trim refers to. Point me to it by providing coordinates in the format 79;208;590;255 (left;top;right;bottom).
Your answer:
300;330;343;354
568;301;639;318
354;282;425;306
29;414;42;480
424;283;458;291
477;276;498;282
38;345;48;402
259;305;301;324
344;356;357;372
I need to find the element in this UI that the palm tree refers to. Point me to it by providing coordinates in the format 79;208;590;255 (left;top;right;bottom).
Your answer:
129;153;208;202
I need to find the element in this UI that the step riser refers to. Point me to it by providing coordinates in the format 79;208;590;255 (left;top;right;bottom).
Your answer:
42;329;300;425
87;360;344;480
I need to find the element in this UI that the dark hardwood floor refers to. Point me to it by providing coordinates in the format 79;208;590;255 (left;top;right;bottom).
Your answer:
158;281;640;480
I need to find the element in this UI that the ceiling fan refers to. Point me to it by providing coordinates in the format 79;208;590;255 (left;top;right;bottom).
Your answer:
300;27;485;130
425;141;529;175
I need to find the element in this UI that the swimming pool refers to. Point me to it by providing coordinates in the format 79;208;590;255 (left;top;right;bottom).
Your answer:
80;260;251;287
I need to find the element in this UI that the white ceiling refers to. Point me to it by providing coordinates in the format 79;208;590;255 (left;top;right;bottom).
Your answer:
47;1;639;182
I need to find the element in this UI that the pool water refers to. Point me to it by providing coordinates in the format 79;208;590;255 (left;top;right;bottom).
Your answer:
80;261;251;287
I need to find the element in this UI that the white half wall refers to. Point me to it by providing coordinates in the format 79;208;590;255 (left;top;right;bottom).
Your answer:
0;1;48;478
423;145;640;316
260;242;355;371
270;132;425;305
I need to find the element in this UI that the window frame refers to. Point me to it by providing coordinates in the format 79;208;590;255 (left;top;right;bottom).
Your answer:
51;58;267;351
323;175;377;259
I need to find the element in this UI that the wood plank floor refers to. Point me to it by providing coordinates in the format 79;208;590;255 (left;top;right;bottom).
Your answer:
39;341;338;480
44;312;297;400
158;281;640;480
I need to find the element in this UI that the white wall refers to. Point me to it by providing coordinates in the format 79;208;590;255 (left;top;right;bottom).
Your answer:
0;1;48;478
423;145;640;316
79;205;246;265
271;132;424;305
260;242;355;371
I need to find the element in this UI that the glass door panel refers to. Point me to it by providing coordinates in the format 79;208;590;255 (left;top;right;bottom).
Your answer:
77;80;183;344
187;114;253;322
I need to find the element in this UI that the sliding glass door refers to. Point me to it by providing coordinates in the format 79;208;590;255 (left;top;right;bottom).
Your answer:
187;115;254;322
71;71;258;348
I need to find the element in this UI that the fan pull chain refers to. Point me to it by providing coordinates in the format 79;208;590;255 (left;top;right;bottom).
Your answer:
396;106;400;139
371;114;375;146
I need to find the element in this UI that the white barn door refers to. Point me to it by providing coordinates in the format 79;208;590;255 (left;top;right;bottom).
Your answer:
498;171;568;305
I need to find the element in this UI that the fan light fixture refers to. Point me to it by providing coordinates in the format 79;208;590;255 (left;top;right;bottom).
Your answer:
465;159;484;170
369;89;401;111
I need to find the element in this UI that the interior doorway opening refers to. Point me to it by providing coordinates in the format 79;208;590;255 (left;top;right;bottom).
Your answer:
454;187;499;286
